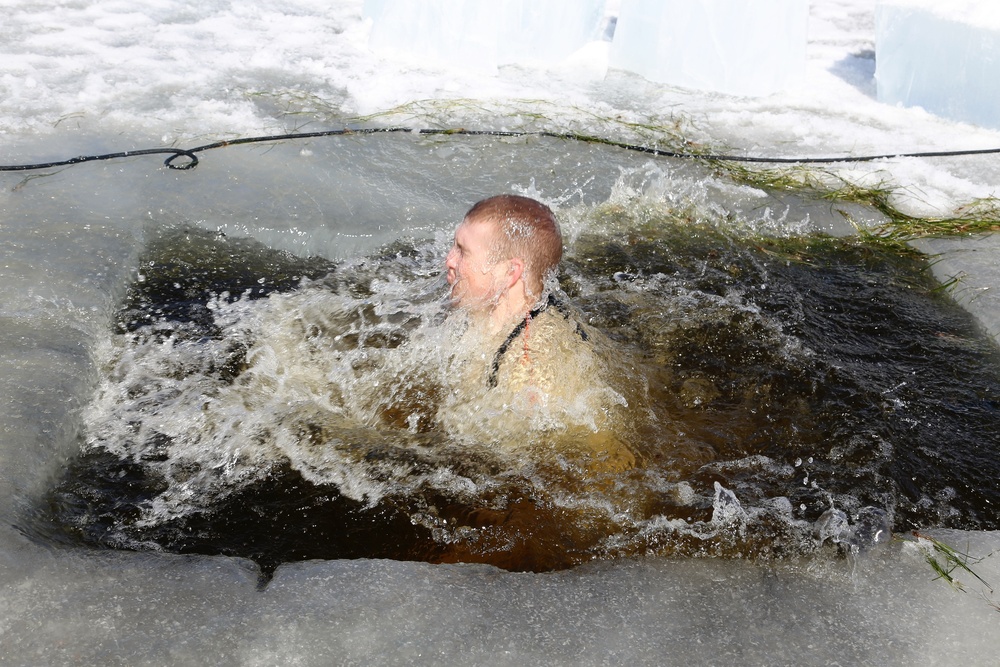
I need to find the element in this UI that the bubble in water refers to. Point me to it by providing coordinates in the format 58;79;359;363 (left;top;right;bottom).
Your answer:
814;507;892;556
711;482;749;533
847;507;892;554
814;508;850;546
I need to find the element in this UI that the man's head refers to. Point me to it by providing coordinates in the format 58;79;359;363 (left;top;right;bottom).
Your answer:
445;195;562;315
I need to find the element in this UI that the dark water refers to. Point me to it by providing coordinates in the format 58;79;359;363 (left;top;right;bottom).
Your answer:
39;214;1000;576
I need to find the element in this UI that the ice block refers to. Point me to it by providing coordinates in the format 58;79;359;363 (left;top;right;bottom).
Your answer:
608;0;809;97
876;0;1000;130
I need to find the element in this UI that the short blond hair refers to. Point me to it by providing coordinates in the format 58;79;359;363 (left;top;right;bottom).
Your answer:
463;195;562;296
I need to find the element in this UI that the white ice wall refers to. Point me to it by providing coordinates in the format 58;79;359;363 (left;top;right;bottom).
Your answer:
364;0;498;73
363;0;606;73
363;0;809;97
608;0;809;96
496;1;607;67
876;0;1000;130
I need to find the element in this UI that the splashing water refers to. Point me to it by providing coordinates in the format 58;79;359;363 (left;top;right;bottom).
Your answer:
41;188;1000;576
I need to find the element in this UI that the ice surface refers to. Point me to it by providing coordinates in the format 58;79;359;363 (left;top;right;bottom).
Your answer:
876;1;1000;130
6;531;1000;665
364;0;606;72
608;0;809;96
911;234;1000;341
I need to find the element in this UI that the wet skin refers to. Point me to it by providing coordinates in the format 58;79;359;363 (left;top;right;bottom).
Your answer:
445;220;506;310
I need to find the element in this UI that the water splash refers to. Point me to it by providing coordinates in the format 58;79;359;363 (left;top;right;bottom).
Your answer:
42;192;1000;572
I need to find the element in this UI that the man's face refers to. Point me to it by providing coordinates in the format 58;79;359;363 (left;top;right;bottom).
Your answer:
445;220;506;310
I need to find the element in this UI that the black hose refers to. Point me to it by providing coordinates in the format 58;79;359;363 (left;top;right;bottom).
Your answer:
2;126;999;172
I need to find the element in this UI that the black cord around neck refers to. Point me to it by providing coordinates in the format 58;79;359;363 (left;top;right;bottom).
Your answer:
487;298;550;389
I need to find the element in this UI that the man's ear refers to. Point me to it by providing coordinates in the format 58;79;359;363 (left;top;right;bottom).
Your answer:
505;257;525;289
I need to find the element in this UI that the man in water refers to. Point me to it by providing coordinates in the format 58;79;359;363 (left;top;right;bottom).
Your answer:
445;194;562;333
442;194;636;473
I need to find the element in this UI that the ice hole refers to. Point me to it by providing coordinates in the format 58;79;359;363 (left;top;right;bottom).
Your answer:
8;133;998;582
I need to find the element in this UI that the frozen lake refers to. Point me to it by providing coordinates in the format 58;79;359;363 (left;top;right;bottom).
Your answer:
3;1;1000;665
3;129;1000;666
